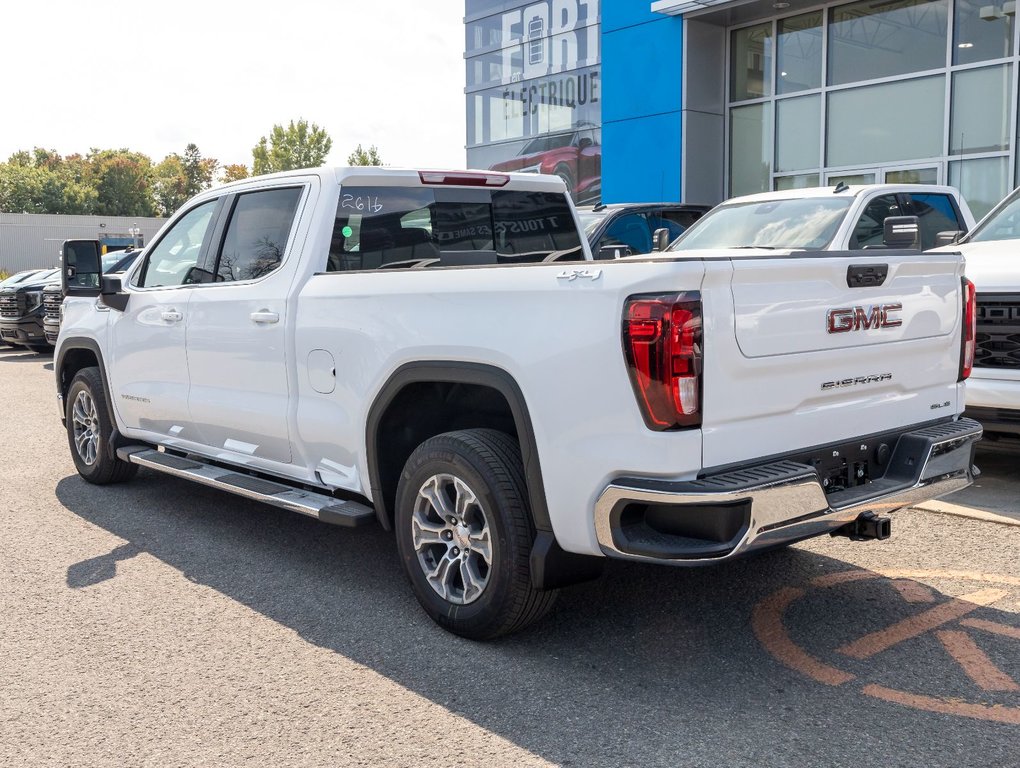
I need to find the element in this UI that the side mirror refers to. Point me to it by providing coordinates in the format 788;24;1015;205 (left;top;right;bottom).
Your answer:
933;230;964;247
652;228;671;252
598;244;632;260
882;216;921;249
100;274;129;312
62;239;102;297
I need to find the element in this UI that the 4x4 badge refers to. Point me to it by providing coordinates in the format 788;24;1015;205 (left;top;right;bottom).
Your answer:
557;269;602;282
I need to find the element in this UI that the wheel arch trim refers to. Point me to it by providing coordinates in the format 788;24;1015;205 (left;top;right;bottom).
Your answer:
365;361;551;534
55;338;117;442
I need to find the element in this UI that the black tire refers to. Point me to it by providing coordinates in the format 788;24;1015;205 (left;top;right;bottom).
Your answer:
394;429;557;640
553;164;575;197
66;367;138;485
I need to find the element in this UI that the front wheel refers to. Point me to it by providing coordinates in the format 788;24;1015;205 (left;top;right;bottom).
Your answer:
66;367;138;484
394;429;557;640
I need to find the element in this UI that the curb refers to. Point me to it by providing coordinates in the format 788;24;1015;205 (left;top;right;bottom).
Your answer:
915;501;1020;528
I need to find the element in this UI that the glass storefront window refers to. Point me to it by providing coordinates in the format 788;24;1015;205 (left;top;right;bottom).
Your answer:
730;103;772;196
950;156;1010;220
731;23;773;101
775;174;820;190
953;0;1013;65
828;172;877;186
828;0;948;86
886;168;939;184
775;94;820;172
827;76;945;167
777;12;822;94
951;65;1012;154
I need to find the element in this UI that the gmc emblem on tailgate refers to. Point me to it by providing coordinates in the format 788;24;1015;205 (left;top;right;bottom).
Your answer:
826;303;902;334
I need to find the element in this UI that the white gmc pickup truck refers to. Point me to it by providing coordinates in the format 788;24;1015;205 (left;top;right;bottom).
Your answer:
55;167;981;639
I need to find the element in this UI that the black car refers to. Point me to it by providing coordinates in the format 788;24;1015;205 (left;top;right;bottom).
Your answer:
42;249;141;346
576;203;710;259
0;269;60;351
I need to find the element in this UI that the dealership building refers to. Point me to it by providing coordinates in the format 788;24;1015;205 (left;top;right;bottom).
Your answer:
465;0;1020;217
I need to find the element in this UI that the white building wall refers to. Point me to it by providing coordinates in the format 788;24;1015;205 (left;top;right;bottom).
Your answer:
0;213;167;274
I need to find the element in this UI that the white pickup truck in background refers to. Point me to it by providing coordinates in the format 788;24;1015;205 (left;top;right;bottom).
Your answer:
54;168;981;638
669;184;976;253
930;185;1020;438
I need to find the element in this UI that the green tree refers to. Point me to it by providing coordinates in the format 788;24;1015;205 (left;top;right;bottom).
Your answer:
0;163;46;212
182;143;217;197
347;144;383;166
151;154;188;217
150;144;218;216
0;151;74;214
89;149;155;217
252;119;332;175
220;163;250;183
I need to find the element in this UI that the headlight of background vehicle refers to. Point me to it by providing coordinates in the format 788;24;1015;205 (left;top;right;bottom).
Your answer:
24;291;43;311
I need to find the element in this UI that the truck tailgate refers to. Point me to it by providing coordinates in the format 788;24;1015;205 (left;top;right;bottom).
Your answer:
701;251;965;469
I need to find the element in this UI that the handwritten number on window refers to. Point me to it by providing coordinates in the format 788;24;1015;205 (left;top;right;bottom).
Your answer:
341;194;383;214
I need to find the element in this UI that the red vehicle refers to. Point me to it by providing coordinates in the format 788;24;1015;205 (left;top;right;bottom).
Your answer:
489;124;601;203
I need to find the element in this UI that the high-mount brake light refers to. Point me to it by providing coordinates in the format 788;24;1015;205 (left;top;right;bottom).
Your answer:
960;277;976;381
623;293;703;430
418;171;510;187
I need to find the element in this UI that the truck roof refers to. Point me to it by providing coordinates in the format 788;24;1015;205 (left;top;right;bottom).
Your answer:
210;166;570;194
724;183;965;205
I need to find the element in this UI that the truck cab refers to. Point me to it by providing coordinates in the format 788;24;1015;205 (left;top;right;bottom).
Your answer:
669;184;975;252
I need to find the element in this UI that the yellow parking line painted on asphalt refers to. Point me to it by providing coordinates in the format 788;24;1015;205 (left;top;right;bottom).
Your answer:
837;588;1008;660
935;629;1019;692
961;618;1020;641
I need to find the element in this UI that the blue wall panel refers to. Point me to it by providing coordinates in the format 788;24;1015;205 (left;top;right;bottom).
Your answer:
602;3;666;32
603;113;683;202
601;10;684;202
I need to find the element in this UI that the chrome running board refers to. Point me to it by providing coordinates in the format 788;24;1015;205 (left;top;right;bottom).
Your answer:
116;446;375;528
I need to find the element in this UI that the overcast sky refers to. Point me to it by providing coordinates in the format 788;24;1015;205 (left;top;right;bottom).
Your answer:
1;0;467;173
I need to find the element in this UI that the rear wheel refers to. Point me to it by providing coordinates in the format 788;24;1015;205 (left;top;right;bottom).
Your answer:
66;367;138;484
553;164;574;196
394;429;557;640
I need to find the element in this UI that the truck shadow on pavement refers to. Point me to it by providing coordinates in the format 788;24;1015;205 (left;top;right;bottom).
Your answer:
55;471;1019;767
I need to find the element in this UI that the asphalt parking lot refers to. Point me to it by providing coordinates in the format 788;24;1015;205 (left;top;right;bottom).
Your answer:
1;346;1017;767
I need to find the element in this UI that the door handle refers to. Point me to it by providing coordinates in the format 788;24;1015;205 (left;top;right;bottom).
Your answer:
250;310;280;324
161;309;183;323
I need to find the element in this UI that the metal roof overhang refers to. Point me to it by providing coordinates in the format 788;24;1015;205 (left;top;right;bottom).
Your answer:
651;0;820;25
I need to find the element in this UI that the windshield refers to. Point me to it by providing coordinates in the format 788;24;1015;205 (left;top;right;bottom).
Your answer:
577;210;607;237
966;187;1020;243
102;251;128;271
0;269;42;288
670;197;853;251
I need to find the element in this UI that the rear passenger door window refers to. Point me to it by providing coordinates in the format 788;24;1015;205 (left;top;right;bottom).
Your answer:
602;213;652;256
904;193;965;250
215;188;303;282
849;194;904;249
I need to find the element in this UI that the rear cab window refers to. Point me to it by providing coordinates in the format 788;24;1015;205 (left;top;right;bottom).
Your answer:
326;187;584;271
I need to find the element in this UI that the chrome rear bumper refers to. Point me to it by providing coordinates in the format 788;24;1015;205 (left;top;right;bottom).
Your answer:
594;418;982;564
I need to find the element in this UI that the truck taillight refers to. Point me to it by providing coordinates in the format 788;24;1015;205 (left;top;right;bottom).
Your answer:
418;171;509;187
623;293;703;430
960;277;976;381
